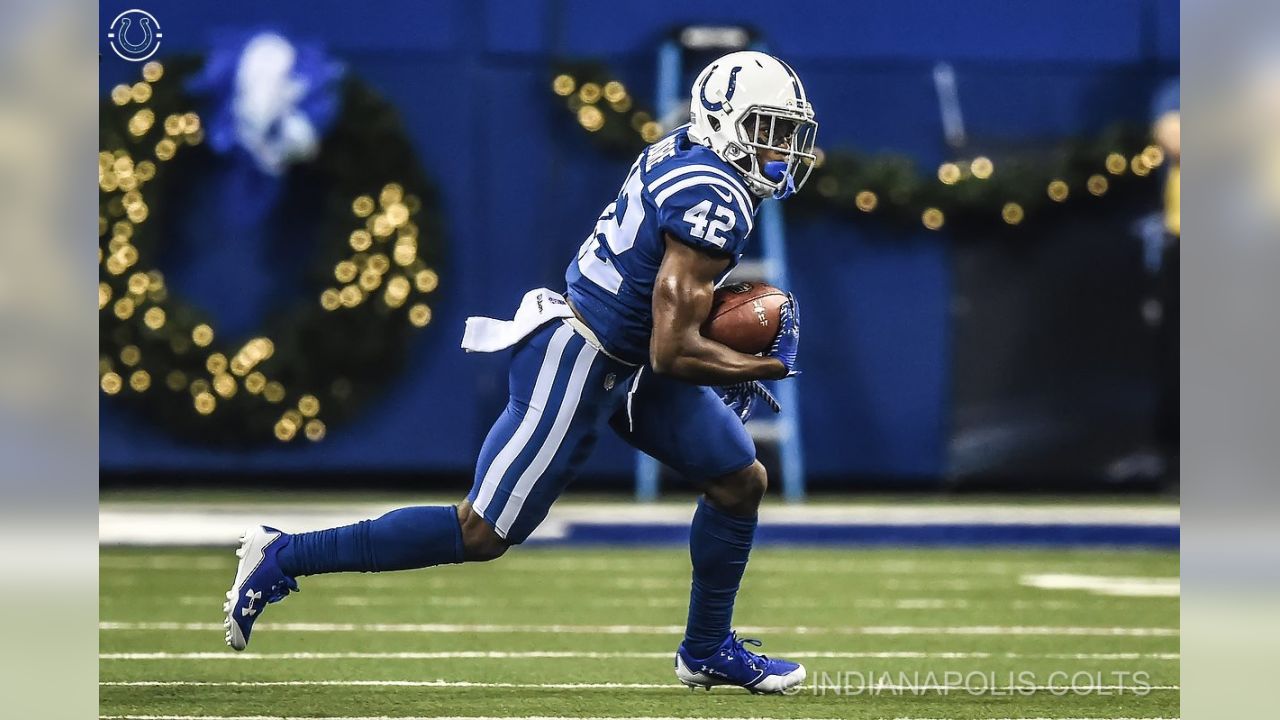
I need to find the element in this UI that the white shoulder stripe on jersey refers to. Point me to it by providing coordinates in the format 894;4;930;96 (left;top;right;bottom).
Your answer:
647;163;753;212
652;176;754;234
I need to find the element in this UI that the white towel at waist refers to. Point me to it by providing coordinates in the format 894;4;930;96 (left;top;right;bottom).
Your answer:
461;288;575;353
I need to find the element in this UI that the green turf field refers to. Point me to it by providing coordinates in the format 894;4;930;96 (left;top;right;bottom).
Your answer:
100;546;1179;719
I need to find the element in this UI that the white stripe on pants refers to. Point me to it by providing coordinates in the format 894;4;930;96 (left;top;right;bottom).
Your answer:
471;323;574;517
494;339;599;536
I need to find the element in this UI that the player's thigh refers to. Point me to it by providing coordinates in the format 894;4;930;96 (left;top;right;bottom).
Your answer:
468;322;630;544
610;370;756;482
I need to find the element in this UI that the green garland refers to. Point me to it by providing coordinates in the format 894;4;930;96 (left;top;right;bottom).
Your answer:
551;61;1164;234
99;58;443;444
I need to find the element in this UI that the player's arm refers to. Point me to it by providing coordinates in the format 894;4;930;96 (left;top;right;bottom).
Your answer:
650;233;788;384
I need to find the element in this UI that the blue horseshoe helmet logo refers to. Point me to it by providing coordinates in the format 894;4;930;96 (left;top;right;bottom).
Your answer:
699;65;743;112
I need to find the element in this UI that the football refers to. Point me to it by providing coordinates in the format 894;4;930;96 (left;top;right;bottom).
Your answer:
702;282;788;354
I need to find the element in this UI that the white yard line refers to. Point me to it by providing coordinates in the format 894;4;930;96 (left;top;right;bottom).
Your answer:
98;621;1179;637
99;650;1181;661
1020;574;1181;598
100;716;844;720
98;716;1179;720
100;680;1180;691
99;502;1179;546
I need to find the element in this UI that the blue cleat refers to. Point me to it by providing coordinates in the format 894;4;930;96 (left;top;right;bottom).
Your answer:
674;631;807;694
223;526;298;651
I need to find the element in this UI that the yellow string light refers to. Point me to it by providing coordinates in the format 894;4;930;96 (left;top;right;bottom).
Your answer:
206;353;228;375
339;285;363;308
855;191;878;212
1047;180;1070;202
578;106;605;132
142;61;164;83
244;372;266;394
334;260;358;283
120;345;141;366
379;183;404;207
143;306;166;330
1087;174;1109;196
274;417;297;441
194;391;216;415
358;268;382;292
304;419;326;442
408;303;432;327
578;82;601;104
552;74;576;96
1105;152;1127;175
937;163;962;185
263;381;286;403
385;203;409;227
352;195;375;217
101;372;123;395
113;298;135;319
129;370;151;392
1141;145;1165;169
393;239;416;266
320;287;341;310
970;157;994;180
1002;202;1025;225
415;268;439;293
165;370;187;392
298;394;320;418
349;229;372;252
921;208;945;230
212;373;237;398
191;324;214;347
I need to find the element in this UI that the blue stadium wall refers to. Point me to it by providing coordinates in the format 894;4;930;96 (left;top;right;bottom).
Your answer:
98;0;1179;484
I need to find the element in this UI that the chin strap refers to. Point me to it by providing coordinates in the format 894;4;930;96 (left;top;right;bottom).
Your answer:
762;161;796;200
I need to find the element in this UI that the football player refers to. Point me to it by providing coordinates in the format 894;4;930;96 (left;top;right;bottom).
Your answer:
224;51;816;694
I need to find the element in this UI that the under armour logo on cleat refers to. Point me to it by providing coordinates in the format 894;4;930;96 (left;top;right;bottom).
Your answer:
604;373;616;391
242;589;262;617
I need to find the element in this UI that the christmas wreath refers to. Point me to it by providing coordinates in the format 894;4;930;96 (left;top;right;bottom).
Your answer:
99;33;442;444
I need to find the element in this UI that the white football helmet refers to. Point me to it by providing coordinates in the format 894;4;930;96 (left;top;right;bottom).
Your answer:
688;51;818;199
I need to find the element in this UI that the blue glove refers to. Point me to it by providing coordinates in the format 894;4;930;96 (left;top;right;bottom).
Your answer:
717;381;781;424
768;292;800;376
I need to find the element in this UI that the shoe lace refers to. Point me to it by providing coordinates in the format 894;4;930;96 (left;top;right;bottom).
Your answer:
727;632;770;671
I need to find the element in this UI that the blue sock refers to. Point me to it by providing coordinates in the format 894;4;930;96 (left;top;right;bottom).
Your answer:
276;505;464;577
683;496;758;658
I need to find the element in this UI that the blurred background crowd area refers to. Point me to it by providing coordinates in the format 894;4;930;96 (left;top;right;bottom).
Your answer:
97;0;1179;495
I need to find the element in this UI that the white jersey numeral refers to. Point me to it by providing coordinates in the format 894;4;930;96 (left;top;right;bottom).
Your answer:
682;200;735;247
576;163;645;294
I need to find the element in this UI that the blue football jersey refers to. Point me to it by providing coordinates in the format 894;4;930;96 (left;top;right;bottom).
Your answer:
565;126;758;365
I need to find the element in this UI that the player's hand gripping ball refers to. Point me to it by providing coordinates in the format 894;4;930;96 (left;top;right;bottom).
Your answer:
701;282;790;354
